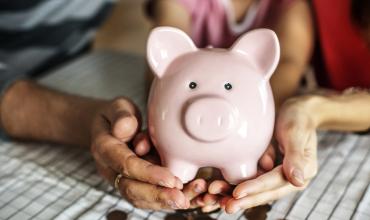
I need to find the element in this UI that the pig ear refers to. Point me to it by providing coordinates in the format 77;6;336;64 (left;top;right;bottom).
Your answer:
231;29;280;80
147;27;197;78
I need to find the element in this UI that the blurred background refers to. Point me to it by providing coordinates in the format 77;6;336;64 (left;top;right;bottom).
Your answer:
93;0;150;55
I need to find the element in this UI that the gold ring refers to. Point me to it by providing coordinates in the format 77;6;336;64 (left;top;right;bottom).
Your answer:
114;173;123;190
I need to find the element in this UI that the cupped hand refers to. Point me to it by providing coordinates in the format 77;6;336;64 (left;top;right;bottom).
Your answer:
201;143;276;213
91;97;192;210
133;132;213;210
211;98;319;213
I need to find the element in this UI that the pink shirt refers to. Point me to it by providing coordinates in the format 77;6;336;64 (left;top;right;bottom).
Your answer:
177;0;294;48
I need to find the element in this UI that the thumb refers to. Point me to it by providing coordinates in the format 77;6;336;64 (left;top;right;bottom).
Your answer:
106;98;140;142
133;132;151;156
282;146;306;187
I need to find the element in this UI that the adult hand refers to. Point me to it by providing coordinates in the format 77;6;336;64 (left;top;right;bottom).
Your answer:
133;132;211;210
214;97;319;213
91;97;188;210
204;143;277;213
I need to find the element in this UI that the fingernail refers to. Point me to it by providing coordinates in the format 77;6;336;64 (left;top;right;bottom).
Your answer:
235;193;246;200
158;181;172;188
175;201;186;209
194;184;203;193
292;169;304;185
202;206;213;213
230;206;240;214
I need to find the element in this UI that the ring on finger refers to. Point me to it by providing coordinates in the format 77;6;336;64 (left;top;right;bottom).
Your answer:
114;173;124;190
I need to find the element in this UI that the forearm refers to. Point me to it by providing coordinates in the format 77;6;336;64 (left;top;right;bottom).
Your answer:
300;93;370;132
272;0;314;108
0;80;108;147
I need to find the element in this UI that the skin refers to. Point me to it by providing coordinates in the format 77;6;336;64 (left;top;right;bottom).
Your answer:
146;0;369;211
208;91;370;214
209;11;370;214
0;80;206;210
134;132;276;212
2;0;369;213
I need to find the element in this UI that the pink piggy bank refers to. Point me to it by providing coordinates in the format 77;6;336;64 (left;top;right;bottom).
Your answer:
147;27;279;184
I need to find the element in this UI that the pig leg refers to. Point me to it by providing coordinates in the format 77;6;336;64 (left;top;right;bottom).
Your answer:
220;162;258;185
164;159;199;184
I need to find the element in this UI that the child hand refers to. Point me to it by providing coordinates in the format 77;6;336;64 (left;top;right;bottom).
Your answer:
205;144;277;213
213;98;319;214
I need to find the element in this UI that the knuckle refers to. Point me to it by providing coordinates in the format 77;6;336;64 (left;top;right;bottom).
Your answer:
155;190;166;204
124;154;139;177
123;185;136;200
144;164;156;181
153;193;162;204
118;162;129;178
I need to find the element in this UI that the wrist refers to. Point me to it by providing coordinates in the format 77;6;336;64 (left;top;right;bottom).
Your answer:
283;95;327;128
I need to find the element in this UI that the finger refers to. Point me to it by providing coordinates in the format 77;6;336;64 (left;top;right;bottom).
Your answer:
226;184;303;214
282;139;307;187
203;193;219;206
259;144;275;171
202;203;220;213
94;133;182;189
233;166;286;199
208;180;232;195
277;126;315;187
219;196;232;210
119;178;188;210
190;195;205;208
202;193;221;213
133;132;151;156
105;98;140;142
183;179;207;201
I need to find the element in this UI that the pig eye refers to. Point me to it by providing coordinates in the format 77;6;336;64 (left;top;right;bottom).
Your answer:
189;82;197;89
224;83;232;90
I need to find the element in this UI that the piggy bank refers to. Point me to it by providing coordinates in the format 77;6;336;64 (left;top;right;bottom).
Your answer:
147;27;279;184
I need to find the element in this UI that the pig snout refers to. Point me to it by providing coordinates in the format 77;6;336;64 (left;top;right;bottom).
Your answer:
183;97;237;142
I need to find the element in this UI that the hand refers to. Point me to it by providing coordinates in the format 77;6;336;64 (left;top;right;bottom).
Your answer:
133;132;210;210
217;98;319;213
203;144;277;213
91;98;189;210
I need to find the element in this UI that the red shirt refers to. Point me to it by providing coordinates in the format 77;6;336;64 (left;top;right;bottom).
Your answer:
313;0;370;90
